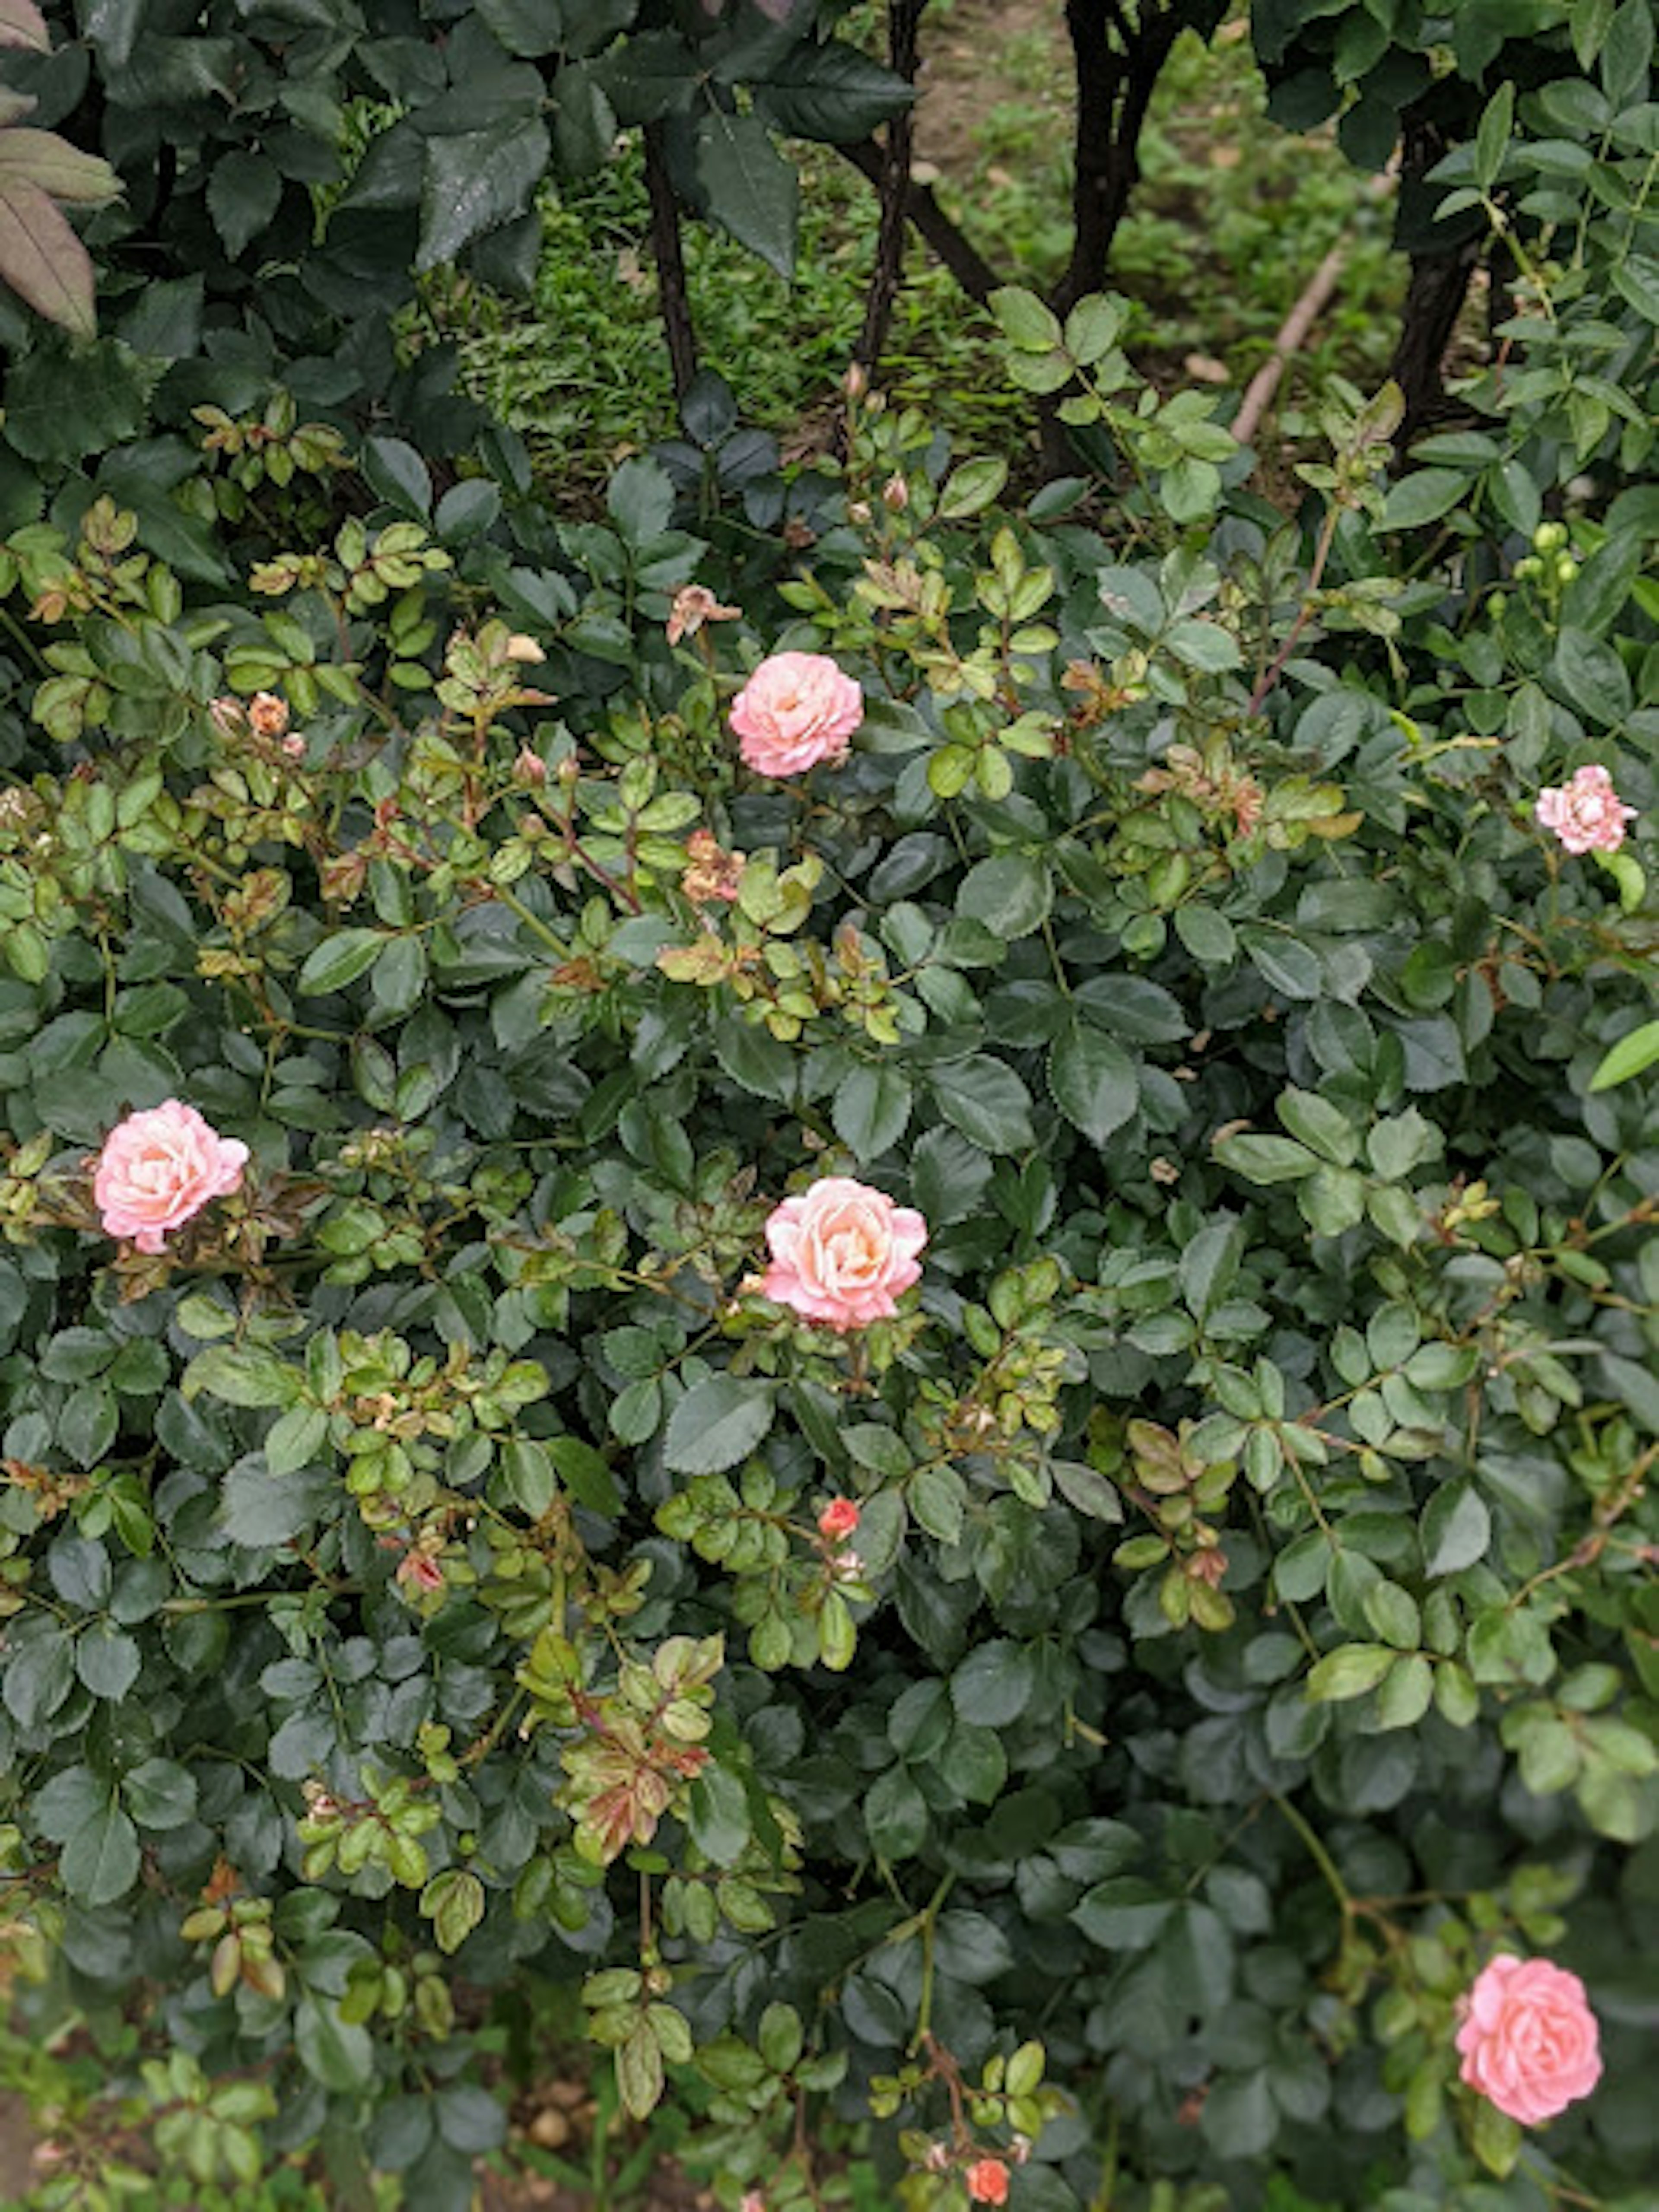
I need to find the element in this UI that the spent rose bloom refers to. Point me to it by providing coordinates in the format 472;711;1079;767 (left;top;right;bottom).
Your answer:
730;652;863;777
247;690;290;739
818;1497;861;1541
762;1176;927;1331
1535;764;1637;855
397;1551;446;1597
93;1101;248;1255
667;583;741;647
1456;1954;1602;2125
966;2159;1011;2207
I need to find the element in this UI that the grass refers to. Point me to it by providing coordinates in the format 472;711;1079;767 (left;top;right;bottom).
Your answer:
409;6;1403;495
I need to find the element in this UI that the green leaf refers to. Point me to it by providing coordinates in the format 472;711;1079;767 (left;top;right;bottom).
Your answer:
297;928;385;995
864;1765;928;1860
206;152;282;261
662;1376;776;1475
296;1996;376;2094
123;1758;199;1831
477;0;564;56
1201;2071;1278;2160
75;1622;140;1700
928;1057;1034;1153
990;285;1063;351
416;117;551;271
956;852;1052;940
4;1626;75;1726
1421;1479;1491;1576
1179;1219;1243;1320
1470;2093;1521;2177
547;1435;622;1517
1306;1643;1395;1702
1381;468;1471;532
1071;1876;1174;1949
753;41;914;143
1214;1133;1321;1184
1589;1018;1659;1092
182;1346;300;1411
688;1765;751;1866
950;1640;1035;1727
693;111;798;278
32;1764;104;1842
422;1868;486;1955
1474;80;1514;191
61;1795;140;1906
1048;1023;1137;1145
833;1062;912;1160
1277;1087;1357;1166
617;2021;664;2121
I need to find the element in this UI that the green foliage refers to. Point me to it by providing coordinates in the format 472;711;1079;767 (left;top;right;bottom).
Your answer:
0;8;1655;2209
0;237;1653;2204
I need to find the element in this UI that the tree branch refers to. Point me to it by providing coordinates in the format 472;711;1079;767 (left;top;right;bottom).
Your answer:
855;0;928;372
837;134;1007;308
643;121;698;401
1054;0;1181;315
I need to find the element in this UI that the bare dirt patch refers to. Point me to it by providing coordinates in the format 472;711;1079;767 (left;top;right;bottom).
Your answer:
912;0;1069;179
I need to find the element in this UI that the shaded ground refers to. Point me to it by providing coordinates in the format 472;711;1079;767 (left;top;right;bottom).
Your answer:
912;0;1064;178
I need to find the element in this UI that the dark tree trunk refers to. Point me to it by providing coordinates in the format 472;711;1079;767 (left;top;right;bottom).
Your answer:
855;0;928;374
643;121;698;402
1389;111;1480;442
1053;0;1182;315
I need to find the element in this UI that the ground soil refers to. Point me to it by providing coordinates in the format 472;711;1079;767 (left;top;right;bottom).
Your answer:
911;0;1067;178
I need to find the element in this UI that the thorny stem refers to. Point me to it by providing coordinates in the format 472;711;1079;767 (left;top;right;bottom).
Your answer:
1246;498;1343;718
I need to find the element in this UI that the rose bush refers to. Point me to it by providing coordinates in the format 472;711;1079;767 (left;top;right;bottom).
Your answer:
0;55;1656;2192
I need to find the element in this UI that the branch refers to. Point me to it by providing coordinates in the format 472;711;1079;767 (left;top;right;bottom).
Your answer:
837;133;1007;307
1053;0;1180;315
855;0;928;372
643;120;698;401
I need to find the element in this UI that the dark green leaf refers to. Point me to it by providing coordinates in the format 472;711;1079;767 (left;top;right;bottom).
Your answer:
662;1376;776;1475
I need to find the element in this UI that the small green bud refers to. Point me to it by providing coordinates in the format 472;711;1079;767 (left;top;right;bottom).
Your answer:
1554;556;1578;584
1533;521;1567;553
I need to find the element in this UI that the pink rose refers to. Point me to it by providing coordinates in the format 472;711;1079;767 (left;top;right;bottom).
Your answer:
1535;764;1637;855
818;1497;861;1541
730;652;863;777
1456;1954;1602;2126
93;1100;248;1255
762;1176;926;1331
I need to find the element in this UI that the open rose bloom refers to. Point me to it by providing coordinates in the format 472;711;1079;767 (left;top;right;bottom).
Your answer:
730;651;864;777
93;1100;248;1254
1456;1954;1602;2125
762;1176;926;1330
1535;764;1637;854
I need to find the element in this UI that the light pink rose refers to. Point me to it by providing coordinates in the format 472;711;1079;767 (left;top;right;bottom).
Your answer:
1456;1954;1602;2126
1535;764;1636;855
93;1101;248;1255
730;652;863;777
762;1176;926;1331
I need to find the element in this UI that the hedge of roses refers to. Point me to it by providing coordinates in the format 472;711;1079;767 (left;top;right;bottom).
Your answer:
0;244;1655;2212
